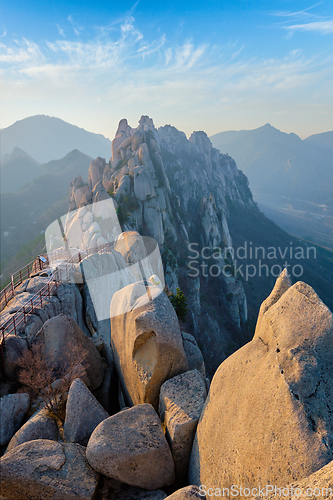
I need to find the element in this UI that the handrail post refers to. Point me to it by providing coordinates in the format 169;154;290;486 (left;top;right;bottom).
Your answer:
0;332;6;379
13;316;16;336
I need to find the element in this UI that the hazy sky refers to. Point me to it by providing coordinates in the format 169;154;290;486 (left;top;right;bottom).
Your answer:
1;0;332;140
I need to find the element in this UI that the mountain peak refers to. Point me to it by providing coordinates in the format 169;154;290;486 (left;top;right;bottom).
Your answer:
1;115;111;163
2;147;40;165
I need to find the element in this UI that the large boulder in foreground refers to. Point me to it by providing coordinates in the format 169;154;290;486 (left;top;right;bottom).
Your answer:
189;273;333;490
110;282;188;410
35;314;104;391
253;460;333;499
86;403;174;490
0;439;99;499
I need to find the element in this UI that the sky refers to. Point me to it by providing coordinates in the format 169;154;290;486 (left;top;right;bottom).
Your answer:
0;0;332;140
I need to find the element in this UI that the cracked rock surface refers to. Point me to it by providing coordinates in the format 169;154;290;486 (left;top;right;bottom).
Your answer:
189;271;333;491
0;439;99;499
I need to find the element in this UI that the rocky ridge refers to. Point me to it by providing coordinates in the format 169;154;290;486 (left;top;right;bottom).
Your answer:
67;116;253;375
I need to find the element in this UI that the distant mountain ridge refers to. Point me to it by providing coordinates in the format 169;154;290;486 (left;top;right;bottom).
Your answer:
0;147;44;194
1;149;93;282
210;124;333;248
210;124;333;204
0;115;112;163
304;131;333;153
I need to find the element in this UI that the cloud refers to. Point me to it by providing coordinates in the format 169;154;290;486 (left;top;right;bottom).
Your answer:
67;14;83;37
1;29;6;38
1;15;332;136
56;24;65;37
120;16;143;41
272;2;323;19
271;2;333;36
0;38;43;64
286;20;333;34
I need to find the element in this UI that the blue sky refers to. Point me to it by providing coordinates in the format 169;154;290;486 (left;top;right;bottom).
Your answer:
0;0;332;139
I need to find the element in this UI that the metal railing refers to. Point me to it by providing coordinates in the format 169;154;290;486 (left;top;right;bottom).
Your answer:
0;256;49;313
0;242;115;376
0;242;113;340
1;279;58;338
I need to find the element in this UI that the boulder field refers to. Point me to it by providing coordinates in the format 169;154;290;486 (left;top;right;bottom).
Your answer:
1;269;332;498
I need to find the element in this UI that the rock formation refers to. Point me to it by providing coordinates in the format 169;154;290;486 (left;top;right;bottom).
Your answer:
0;439;99;499
110;281;188;410
159;370;207;483
35;314;104;391
253;460;333;499
64;378;109;446
66;116;252;376
0;393;30;446
6;406;59;452
189;272;333;490
86;404;175;489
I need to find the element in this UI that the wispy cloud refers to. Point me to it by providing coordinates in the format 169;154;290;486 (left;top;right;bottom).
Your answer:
0;38;43;64
1;29;6;38
56;24;65;37
67;15;83;37
1;15;332;137
286;20;333;34
271;2;333;36
272;2;323;19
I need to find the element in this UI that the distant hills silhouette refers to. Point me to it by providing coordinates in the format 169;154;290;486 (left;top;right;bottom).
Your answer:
1;115;111;164
210;124;333;206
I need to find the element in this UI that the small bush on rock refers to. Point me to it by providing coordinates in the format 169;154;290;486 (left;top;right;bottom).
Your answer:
169;287;188;322
17;340;88;424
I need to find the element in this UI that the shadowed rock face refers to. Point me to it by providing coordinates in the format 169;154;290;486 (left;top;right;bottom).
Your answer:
111;282;188;410
6;407;59;452
159;370;207;484
189;273;333;492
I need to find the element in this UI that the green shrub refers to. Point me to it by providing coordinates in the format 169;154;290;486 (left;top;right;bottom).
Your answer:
116;206;129;225
169;287;188;322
